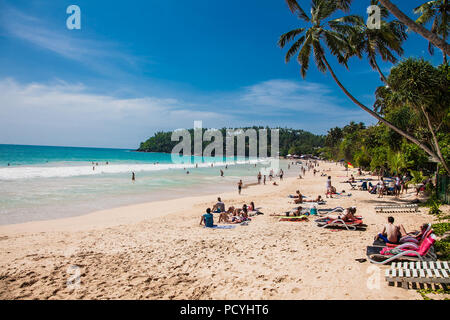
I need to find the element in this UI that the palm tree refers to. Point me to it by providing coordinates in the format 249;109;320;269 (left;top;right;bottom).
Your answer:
278;0;446;171
414;0;449;64
328;0;407;83
378;0;450;56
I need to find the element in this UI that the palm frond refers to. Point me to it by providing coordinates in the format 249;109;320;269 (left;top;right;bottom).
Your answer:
285;35;306;63
285;0;310;22
278;28;306;48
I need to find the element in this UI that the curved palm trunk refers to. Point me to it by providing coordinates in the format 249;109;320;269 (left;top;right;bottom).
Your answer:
378;0;450;56
321;55;446;172
419;104;450;173
372;57;388;84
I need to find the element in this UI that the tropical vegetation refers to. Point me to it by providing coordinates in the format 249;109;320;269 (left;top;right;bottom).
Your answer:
137;127;325;157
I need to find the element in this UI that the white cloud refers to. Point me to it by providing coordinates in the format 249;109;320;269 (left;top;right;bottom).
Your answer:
0;78;230;148
0;77;377;148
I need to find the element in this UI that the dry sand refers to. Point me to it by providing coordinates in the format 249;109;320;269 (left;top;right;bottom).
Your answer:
0;161;447;300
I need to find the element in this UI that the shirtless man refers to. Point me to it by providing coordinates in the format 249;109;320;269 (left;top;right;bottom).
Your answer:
374;216;407;244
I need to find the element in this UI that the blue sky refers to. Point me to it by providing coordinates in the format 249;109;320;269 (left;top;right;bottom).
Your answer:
0;0;444;148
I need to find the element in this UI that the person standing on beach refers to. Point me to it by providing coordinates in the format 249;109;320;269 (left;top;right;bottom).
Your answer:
132;172;135;181
279;169;284;180
394;175;401;198
377;177;385;198
257;172;262;184
263;175;266;185
238;180;243;194
326;176;332;198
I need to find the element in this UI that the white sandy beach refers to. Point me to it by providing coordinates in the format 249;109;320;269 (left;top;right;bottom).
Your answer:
0;161;447;300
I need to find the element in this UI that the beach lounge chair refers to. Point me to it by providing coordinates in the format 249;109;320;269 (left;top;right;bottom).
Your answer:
347;181;357;190
318;206;345;215
367;234;437;265
385;261;450;289
315;217;366;231
374;204;419;214
372;224;432;247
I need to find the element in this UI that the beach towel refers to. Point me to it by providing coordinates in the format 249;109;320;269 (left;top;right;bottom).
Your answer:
279;216;308;222
204;225;236;229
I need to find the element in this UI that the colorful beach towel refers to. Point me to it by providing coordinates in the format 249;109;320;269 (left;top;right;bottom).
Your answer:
204;225;236;229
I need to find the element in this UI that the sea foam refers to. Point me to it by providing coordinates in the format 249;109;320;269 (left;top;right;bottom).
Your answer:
0;159;269;180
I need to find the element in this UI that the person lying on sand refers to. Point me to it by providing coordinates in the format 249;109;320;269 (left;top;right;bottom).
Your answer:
303;195;323;203
219;204;252;223
275;206;304;217
374;216;407;244
200;208;214;228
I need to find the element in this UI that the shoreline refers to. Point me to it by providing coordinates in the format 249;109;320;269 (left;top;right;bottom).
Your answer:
1;161;447;300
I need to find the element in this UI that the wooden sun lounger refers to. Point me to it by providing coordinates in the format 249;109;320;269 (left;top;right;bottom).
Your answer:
385;261;450;289
375;204;418;213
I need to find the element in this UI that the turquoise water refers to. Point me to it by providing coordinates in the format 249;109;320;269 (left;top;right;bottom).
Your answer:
0;144;293;225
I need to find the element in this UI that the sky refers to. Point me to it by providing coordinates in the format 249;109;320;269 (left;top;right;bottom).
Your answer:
0;0;444;149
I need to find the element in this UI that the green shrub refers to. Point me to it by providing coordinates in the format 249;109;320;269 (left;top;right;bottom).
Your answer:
432;223;450;236
434;238;450;261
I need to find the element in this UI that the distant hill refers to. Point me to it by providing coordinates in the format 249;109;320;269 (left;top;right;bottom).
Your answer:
137;127;325;157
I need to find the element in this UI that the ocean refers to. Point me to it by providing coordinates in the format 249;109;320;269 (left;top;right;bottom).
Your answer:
0;144;293;225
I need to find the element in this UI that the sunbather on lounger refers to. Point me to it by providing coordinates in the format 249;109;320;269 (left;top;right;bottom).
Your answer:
325;207;359;222
374;216;407;244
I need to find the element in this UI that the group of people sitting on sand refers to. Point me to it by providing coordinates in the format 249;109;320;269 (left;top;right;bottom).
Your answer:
200;197;263;227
